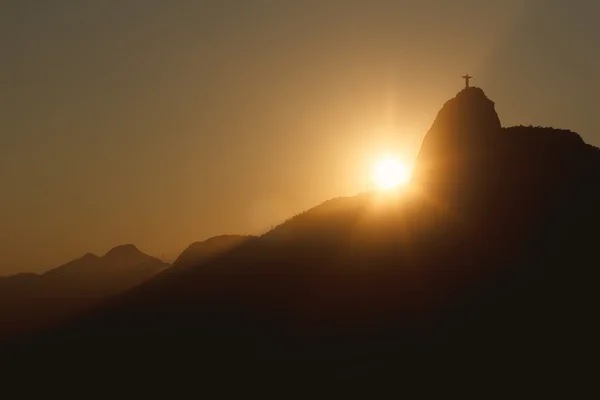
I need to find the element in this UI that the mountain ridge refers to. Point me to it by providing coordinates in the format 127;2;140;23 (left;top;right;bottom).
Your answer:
0;243;170;342
5;87;600;386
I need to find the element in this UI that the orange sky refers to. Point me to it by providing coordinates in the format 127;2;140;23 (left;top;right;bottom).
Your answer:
2;0;600;274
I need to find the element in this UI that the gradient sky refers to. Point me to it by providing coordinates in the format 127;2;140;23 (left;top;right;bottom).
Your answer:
2;0;600;274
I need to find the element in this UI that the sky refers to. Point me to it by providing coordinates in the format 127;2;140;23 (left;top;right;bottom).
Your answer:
2;0;600;274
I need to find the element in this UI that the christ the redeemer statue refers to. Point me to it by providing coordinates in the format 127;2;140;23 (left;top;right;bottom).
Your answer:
462;74;472;88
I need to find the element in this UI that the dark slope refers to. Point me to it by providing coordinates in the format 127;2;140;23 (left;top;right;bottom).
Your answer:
0;245;168;342
5;87;600;387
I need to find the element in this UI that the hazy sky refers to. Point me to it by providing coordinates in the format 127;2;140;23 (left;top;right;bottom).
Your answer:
2;0;600;274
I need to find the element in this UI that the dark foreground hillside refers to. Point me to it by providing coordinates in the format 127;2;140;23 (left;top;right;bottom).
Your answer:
4;88;600;389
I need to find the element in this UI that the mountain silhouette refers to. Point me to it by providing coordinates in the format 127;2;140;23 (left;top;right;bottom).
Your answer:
0;244;168;342
5;87;600;388
170;235;255;271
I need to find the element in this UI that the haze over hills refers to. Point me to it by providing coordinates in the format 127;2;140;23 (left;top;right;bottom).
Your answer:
5;87;600;387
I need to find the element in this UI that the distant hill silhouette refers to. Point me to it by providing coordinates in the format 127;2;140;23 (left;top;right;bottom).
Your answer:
5;87;600;389
0;244;168;341
170;235;255;271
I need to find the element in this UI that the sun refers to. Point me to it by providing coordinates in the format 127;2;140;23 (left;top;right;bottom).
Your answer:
371;156;411;190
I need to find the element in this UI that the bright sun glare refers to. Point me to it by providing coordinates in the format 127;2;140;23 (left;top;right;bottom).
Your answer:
371;156;411;190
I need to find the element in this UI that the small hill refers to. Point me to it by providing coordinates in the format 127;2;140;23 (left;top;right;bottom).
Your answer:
170;235;255;271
